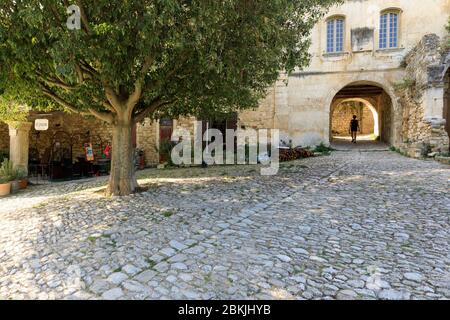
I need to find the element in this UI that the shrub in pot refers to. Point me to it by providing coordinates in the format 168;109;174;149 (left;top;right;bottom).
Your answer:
10;168;21;193
0;175;11;197
0;159;17;195
0;159;14;197
16;168;28;189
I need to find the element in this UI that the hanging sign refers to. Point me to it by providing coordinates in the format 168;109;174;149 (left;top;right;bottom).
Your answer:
84;143;95;161
35;119;49;131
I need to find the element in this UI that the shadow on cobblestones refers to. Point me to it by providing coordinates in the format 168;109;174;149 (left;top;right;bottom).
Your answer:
0;151;449;300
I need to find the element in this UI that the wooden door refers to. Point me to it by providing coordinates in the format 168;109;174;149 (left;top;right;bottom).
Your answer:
159;119;173;163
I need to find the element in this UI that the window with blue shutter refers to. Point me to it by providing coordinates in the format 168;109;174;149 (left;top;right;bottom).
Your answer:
327;20;335;53
380;11;399;49
389;13;398;48
326;18;345;53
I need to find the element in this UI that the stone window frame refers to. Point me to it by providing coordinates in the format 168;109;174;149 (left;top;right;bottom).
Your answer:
378;8;402;50
325;15;346;54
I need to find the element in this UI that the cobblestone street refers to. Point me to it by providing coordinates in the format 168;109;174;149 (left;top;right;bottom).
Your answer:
0;150;449;300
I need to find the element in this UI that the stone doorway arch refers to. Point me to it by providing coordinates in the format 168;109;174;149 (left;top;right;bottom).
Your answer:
328;81;396;145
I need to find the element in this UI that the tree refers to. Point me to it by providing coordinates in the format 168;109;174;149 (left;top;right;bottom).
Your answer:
0;0;339;195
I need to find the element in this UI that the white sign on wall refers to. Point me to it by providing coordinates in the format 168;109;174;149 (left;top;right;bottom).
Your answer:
35;119;49;131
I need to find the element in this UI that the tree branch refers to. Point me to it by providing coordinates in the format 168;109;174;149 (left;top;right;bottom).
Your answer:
37;73;79;91
41;86;82;113
76;0;93;35
79;60;100;78
142;55;188;93
86;108;114;124
41;85;113;124
133;98;176;123
47;3;66;32
127;55;155;111
101;81;123;112
91;95;116;113
74;63;84;83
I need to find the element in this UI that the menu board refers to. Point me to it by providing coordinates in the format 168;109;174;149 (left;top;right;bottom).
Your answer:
84;143;95;161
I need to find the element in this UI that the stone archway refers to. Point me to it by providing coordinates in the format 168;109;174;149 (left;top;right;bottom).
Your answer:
329;81;395;145
324;75;400;146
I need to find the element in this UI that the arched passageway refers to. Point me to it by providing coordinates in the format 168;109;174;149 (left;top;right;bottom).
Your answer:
331;99;379;139
330;82;394;146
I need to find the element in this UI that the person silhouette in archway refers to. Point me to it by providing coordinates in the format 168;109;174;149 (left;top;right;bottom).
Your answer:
349;115;360;143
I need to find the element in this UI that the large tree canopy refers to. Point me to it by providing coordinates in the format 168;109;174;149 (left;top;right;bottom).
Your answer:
0;0;339;195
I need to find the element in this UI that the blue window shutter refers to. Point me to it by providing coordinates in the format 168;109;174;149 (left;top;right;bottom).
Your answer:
389;13;398;48
327;20;335;53
336;19;344;52
379;14;387;49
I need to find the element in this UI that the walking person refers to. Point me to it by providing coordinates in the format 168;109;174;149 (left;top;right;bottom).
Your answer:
349;115;360;143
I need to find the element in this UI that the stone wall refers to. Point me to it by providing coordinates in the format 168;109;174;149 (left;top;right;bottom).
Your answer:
2;113;112;162
331;101;374;136
380;91;394;144
239;87;275;130
397;34;449;157
27;112;112;162
136;119;159;166
175;117;197;135
3;111;197;168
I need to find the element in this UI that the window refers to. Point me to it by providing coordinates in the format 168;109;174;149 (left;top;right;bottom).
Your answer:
326;17;345;53
379;11;399;49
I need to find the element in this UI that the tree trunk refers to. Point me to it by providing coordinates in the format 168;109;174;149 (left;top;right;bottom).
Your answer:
106;116;138;196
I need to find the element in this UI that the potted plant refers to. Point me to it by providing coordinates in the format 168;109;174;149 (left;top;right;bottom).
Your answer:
0;175;11;196
17;168;28;189
10;171;20;194
0;159;13;197
10;167;28;192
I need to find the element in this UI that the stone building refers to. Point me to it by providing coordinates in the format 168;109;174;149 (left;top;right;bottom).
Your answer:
239;0;450;156
1;0;450;174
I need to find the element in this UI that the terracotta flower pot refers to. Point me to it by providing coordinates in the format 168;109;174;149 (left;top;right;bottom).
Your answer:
18;179;28;189
0;182;11;197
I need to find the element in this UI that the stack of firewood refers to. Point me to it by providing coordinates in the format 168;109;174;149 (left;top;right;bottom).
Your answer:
279;147;314;162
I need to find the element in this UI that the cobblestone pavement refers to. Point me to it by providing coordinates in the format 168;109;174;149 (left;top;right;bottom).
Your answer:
331;136;390;151
0;150;449;300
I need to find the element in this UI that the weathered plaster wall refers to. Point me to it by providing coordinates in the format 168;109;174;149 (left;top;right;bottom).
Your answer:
239;87;276;129
308;0;450;72
136;119;159;166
